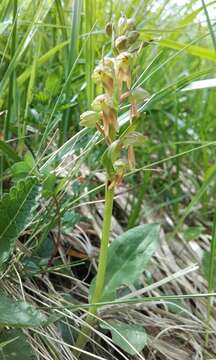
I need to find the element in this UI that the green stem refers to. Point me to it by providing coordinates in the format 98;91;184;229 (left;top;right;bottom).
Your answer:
205;207;216;347
4;0;17;140
74;182;114;357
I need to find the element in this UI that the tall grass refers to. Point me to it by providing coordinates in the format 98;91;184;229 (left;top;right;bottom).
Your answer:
0;0;216;358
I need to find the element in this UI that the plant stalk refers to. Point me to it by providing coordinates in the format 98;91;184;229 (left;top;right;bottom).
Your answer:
4;0;17;141
74;182;114;357
205;207;216;347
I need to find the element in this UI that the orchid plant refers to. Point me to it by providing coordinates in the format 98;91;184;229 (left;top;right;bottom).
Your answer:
75;14;149;356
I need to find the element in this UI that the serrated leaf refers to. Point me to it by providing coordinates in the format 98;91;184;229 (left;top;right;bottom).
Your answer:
90;224;160;301
0;295;47;327
0;329;36;359
0;177;39;267
11;161;31;178
101;320;147;355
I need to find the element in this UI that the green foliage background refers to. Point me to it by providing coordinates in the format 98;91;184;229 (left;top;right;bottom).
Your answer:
0;0;216;358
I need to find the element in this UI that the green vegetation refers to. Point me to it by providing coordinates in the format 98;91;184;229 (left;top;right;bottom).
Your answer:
0;0;216;359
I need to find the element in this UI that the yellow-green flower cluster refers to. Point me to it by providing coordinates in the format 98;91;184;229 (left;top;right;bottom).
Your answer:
80;14;148;186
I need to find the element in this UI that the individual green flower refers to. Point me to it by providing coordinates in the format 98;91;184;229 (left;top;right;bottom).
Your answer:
92;59;114;95
80;110;100;128
91;94;118;137
114;52;133;93
91;94;113;112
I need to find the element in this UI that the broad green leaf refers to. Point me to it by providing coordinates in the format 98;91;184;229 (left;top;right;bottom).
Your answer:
0;140;21;163
0;177;39;267
101;320;147;355
90;224;160;301
11;162;32;178
183;226;204;241
0;335;19;350
0;295;47;327
0;329;36;359
11;153;36;178
201;251;216;290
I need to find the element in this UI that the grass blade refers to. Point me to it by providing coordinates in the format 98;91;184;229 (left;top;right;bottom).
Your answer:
58;0;83;146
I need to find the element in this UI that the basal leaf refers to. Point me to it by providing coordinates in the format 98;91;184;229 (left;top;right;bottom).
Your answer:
101;320;147;356
0;177;39;267
0;295;47;327
90;224;160;301
0;329;36;359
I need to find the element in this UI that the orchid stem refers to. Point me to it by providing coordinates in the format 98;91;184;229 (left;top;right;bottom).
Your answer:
74;182;114;357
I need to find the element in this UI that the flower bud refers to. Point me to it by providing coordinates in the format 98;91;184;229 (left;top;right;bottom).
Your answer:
115;35;128;51
80;110;99;128
130;87;149;103
117;14;128;35
127;18;136;31
127;31;140;45
105;22;113;36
